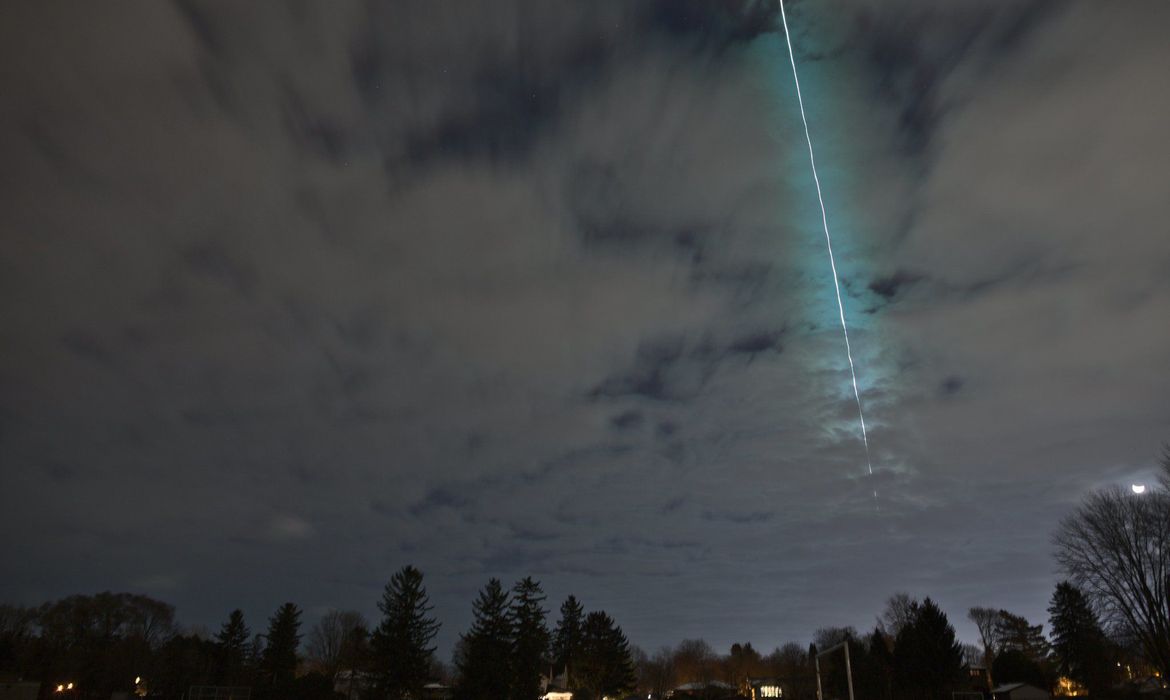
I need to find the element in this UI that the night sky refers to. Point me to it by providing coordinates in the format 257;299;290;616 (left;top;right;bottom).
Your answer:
2;0;1169;658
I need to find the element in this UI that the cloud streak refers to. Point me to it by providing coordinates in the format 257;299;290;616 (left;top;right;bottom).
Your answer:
1;0;1168;657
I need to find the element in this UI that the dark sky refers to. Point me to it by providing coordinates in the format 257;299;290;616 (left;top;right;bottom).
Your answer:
2;0;1169;657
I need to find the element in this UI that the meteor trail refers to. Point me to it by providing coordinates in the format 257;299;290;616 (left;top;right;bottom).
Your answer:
778;0;876;498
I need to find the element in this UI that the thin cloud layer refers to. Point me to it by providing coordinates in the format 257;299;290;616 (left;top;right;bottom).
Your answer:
1;0;1167;655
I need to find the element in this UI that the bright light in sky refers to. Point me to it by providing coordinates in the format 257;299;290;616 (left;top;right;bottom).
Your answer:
778;0;876;498
1131;483;1146;495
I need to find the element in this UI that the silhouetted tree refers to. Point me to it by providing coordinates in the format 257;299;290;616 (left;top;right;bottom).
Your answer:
880;593;917;638
509;577;549;700
861;627;893;700
215;609;250;685
552;595;585;687
968;607;1002;688
373;565;441;699
893;598;964;700
727;642;765;687
261;602;302;692
455;578;513;700
672;638;717;685
1054;458;1170;678
247;632;266;675
28;592;176;697
767;642;816;700
0;604;35;677
995;611;1050;661
307;609;367;679
155;633;219;697
1048;582;1112;694
577;611;635;700
639;646;676;698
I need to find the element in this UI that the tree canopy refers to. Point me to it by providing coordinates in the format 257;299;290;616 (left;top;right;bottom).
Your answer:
455;578;512;700
374;565;441;700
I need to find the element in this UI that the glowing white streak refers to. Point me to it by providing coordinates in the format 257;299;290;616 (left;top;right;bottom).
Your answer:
779;0;875;498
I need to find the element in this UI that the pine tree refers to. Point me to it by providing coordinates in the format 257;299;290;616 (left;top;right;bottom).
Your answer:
995;611;1051;661
1048;581;1111;693
214;609;250;684
893;598;964;700
455;578;513;700
373;565;441;699
261;603;302;690
509;578;550;700
866;627;894;700
578;611;635;700
552;595;585;688
247;633;266;674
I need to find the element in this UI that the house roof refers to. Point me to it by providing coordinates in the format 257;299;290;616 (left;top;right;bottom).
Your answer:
992;683;1046;694
675;681;735;690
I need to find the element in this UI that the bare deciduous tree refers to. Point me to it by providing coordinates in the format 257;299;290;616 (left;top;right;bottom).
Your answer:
639;645;676;698
672;638;717;684
1053;480;1170;678
879;592;917;637
967;607;1002;687
307;609;368;678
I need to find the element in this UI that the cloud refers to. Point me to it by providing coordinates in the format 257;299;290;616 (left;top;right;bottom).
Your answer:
1;0;1168;658
266;515;316;542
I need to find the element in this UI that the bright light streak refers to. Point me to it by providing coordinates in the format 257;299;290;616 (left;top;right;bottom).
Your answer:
778;0;875;498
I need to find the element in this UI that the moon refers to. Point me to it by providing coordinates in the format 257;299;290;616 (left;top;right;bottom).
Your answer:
1132;484;1147;494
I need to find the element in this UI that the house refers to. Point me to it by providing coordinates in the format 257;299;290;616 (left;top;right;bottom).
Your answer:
967;664;990;690
992;683;1050;700
746;678;785;700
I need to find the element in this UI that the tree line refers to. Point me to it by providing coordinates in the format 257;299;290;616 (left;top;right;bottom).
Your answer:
2;448;1167;700
0;567;635;700
633;579;1154;700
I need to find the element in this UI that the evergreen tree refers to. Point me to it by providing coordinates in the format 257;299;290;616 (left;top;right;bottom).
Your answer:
552;595;585;688
893;598;964;700
1048;582;1112;693
247;633;266;675
373;565;441;699
577;611;635;700
509;577;550;700
261;603;302;691
455;578;513;700
865;627;893;700
995;611;1051;661
214;609;250;685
